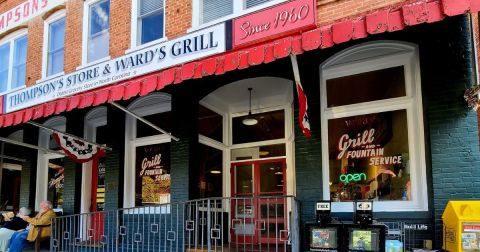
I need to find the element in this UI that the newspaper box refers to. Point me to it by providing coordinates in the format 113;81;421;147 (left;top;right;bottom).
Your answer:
442;201;480;252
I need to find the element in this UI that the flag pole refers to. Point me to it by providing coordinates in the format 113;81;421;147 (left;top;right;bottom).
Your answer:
27;121;112;151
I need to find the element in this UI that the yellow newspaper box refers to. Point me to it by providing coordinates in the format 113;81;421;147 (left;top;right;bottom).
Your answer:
442;201;480;252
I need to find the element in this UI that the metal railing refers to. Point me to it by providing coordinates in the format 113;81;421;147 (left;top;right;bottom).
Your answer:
51;196;299;252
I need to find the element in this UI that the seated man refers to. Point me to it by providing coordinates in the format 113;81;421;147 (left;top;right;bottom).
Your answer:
8;201;56;252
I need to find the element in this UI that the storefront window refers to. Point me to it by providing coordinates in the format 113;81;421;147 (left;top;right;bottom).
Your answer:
232;110;284;144
231;144;286;161
196;144;223;198
199;105;223;142
48;158;64;209
321;42;428;212
136;111;171;138
135;143;170;206
328;110;410;202
326;66;406;107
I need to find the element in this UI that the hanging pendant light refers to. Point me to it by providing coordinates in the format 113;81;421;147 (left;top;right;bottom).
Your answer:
242;88;258;126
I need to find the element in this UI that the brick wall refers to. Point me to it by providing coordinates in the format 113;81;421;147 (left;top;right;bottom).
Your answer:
0;0;435;88
419;16;480;248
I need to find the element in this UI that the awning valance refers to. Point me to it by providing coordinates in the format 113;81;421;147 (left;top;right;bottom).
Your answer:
0;0;477;127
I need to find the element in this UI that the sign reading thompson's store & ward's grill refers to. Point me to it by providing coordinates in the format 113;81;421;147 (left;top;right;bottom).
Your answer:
4;23;226;113
233;0;316;48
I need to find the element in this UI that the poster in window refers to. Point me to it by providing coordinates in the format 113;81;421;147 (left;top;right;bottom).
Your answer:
135;143;171;206
328;110;410;202
48;159;64;209
96;157;106;211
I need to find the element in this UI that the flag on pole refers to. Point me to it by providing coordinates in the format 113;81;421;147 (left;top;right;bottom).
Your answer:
296;81;312;138
52;132;105;163
290;55;311;138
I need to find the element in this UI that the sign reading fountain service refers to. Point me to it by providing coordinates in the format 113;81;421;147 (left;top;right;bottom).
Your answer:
5;23;226;113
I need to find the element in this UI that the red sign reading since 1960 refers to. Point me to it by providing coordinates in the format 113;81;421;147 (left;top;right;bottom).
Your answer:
233;0;316;48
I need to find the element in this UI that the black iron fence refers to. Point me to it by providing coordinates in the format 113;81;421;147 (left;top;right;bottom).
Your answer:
51;196;300;252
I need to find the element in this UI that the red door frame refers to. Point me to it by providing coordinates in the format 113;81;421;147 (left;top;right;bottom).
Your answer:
230;158;287;244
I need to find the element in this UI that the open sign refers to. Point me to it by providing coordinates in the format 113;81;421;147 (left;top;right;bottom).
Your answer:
339;173;367;184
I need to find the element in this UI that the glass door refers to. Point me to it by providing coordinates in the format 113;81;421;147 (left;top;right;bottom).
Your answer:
231;159;287;244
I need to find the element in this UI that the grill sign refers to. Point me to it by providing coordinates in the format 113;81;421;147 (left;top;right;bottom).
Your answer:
233;0;316;47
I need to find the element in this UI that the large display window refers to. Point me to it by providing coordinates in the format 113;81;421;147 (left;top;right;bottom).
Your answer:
320;42;428;212
124;93;171;208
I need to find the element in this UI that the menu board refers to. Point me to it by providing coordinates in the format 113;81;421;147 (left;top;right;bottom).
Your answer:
135;144;171;206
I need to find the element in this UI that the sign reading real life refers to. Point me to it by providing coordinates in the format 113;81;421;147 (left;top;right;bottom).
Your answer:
5;23;226;113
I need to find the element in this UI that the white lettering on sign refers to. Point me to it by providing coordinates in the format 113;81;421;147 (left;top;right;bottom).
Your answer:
337;129;375;160
4;23;226;113
336;128;403;167
140;154;163;176
0;0;65;35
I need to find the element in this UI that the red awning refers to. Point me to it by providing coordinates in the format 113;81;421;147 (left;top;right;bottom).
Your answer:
0;0;478;127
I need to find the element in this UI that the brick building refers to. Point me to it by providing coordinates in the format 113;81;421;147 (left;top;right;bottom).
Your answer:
0;0;478;251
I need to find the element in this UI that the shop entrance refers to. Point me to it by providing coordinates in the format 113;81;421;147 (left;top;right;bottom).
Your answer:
231;158;287;244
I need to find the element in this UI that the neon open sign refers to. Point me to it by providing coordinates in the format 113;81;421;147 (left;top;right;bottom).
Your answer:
339;173;367;184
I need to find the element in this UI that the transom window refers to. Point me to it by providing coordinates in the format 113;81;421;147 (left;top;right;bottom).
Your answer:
0;31;27;93
193;0;286;28
320;42;428;212
83;0;110;64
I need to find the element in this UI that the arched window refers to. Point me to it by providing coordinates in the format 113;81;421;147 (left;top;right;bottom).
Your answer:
320;41;428;212
36;116;66;211
124;93;171;208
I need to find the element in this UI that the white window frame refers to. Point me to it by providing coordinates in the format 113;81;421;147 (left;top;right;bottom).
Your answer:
0;29;28;95
81;0;110;66
129;0;166;51
41;10;66;80
189;0;287;32
124;93;172;208
35;116;66;212
320;41;428;212
81;107;107;214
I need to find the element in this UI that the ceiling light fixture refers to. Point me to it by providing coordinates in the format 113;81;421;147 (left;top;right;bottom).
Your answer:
210;170;221;174
242;88;258;126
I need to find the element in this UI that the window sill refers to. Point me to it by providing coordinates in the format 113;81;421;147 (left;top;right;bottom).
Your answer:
125;37;168;54
188;0;287;33
77;56;111;71
37;72;65;84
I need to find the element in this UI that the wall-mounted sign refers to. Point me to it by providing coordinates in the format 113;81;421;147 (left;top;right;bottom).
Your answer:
0;0;65;35
233;0;316;48
4;23;226;113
